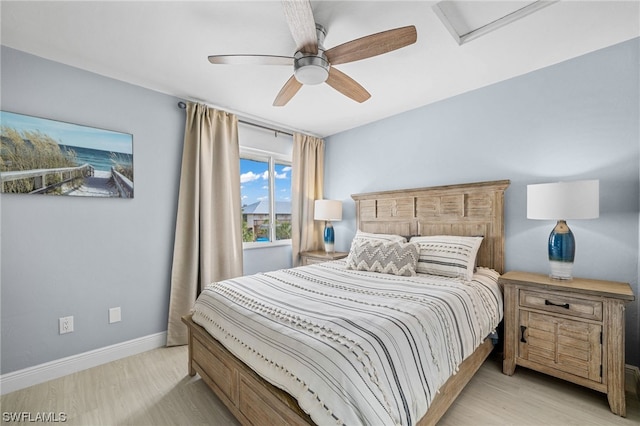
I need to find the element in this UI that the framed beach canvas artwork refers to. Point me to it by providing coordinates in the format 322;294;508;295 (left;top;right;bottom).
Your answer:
0;111;133;198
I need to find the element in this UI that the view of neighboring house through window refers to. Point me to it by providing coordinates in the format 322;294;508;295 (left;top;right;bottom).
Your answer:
240;153;292;244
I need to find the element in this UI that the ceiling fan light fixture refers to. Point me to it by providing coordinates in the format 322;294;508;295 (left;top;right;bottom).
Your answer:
209;3;417;106
294;54;329;85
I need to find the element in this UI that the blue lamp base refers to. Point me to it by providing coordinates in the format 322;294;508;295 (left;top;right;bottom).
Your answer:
548;220;575;280
323;221;335;253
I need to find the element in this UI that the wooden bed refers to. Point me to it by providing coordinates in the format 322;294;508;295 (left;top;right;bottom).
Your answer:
182;179;510;426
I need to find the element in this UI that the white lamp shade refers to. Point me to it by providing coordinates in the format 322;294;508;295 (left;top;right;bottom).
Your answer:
527;180;599;220
314;200;342;221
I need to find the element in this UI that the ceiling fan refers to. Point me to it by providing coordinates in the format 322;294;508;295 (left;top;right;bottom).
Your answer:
208;0;417;107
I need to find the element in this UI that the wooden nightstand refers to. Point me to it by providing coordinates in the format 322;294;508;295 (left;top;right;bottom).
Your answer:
500;271;635;417
300;250;348;266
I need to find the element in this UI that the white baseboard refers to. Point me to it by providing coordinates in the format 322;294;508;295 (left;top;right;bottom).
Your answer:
0;332;167;395
626;364;640;398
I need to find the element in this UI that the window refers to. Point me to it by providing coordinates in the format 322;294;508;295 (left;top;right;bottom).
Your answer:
240;149;292;246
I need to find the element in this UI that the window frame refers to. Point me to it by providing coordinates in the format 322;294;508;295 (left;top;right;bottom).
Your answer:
240;146;292;249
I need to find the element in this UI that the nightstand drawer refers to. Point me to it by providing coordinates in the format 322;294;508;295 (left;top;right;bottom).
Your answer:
302;257;326;266
519;290;602;321
299;251;348;266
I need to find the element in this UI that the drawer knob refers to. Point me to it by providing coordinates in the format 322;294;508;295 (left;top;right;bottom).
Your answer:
545;299;570;309
520;325;527;343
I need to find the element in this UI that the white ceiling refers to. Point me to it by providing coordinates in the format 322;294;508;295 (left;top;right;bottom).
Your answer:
1;1;638;137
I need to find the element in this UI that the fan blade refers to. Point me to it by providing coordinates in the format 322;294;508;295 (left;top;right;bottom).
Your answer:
273;75;303;106
208;55;294;65
325;68;371;103
325;25;417;65
281;0;318;54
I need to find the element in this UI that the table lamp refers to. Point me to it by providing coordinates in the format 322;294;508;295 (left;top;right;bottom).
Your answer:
527;180;599;280
314;200;342;253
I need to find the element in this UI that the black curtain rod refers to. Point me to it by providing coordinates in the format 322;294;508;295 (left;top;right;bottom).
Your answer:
177;101;293;137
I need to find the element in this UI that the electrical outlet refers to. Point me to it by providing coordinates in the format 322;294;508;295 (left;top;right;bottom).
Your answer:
59;316;74;334
109;307;121;324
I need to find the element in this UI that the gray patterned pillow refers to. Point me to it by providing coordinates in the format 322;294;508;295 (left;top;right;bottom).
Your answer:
346;240;419;276
410;235;483;280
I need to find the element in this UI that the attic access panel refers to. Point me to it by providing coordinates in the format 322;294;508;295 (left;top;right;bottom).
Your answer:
434;0;558;44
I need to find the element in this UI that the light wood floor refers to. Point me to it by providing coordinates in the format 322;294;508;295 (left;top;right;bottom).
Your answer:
1;346;638;425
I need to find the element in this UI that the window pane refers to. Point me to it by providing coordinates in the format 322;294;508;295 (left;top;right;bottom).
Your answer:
240;158;270;243
274;162;292;240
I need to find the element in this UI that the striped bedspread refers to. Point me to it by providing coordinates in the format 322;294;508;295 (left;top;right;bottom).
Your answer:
192;260;503;426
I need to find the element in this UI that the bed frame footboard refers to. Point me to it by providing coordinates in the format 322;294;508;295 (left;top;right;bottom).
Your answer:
183;314;313;425
183;314;494;426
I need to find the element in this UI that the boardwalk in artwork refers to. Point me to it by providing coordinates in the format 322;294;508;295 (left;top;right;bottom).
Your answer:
64;170;116;197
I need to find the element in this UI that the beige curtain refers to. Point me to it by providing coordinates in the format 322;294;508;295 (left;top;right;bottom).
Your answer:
166;102;243;346
291;133;325;266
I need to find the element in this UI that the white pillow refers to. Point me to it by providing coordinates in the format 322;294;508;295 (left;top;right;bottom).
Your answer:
410;235;483;280
346;240;419;277
353;230;407;244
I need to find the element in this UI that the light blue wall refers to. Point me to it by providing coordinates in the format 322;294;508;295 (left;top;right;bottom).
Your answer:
324;38;640;366
0;46;184;374
243;245;292;275
0;46;293;375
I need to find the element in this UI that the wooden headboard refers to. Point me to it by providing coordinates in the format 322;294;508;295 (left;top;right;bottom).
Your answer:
351;180;510;273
